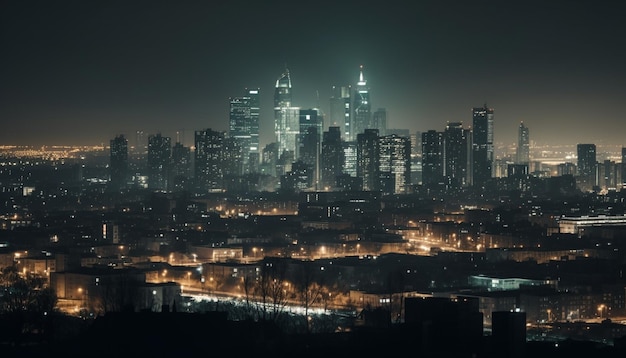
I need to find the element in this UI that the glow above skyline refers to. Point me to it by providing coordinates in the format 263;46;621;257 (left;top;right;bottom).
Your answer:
1;0;625;149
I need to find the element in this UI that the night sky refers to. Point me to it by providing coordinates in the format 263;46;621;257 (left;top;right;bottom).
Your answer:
1;0;625;150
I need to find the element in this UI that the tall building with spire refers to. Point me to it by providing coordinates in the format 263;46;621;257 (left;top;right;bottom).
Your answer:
352;65;371;141
274;68;300;158
471;104;494;187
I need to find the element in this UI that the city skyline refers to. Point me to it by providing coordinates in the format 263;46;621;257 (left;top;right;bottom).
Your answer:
2;1;626;149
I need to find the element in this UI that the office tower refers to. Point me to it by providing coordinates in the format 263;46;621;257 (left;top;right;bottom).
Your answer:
280;160;310;192
222;136;243;178
298;108;323;159
329;85;351;140
410;131;422;185
421;130;444;187
516;122;530;165
357;129;380;191
444;122;470;189
147;133;171;191
557;162;577;176
276;149;295;178
472;104;494;186
274;68;300;157
320;126;344;190
194;128;225;192
342;141;358;178
260;142;279;178
577;143;597;191
622;147;626;190
353;65;372;139
378;134;411;195
109;134;129;191
134;130;147;154
229;88;260;174
372;108;387;136
599;159;618;191
299;126;320;188
170;142;191;192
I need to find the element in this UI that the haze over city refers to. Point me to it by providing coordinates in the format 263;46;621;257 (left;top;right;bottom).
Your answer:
1;0;625;148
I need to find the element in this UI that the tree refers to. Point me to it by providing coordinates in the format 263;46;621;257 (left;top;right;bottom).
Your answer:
0;265;58;344
294;261;326;333
255;259;288;323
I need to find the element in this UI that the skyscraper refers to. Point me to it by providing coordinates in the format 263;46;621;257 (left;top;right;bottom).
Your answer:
229;88;260;174
297;108;323;160
622;147;626;190
147;133;171;191
260;142;279;178
516;122;530;165
320;126;344;190
329;85;351;141
194;128;225;192
471;104;494;186
577;143;597;191
378;134;411;195
299;126;320;188
357;129;380;191
342;141;358;178
372;108;387;136
109;134;129;191
444;122;470;189
421;130;444;187
352;65;371;140
171;142;191;192
274;68;299;157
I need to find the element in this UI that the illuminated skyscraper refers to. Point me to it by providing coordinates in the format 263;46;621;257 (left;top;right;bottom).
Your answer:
342;141;358;178
147;133;171;191
471;104;494;186
229;88;260;174
353;65;372;140
274;68;300;157
516;122;530;165
194;128;225;192
109;134;129;191
378;134;411;195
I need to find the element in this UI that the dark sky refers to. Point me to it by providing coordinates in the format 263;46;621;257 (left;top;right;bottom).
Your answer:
1;0;625;150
